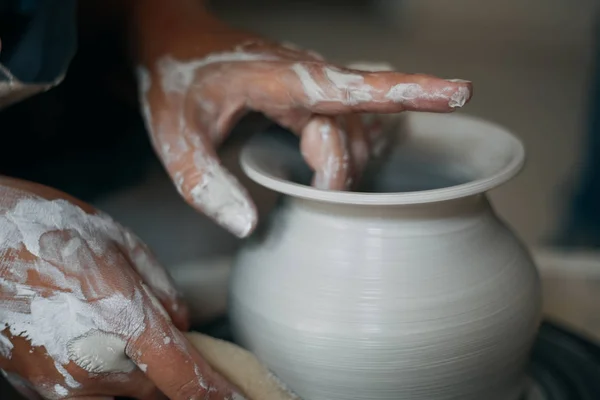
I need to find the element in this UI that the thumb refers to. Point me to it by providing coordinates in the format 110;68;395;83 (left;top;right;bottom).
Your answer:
140;77;257;238
171;147;257;238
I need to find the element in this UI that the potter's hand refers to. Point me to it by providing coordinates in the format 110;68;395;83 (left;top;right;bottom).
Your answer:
131;0;473;238
0;178;244;400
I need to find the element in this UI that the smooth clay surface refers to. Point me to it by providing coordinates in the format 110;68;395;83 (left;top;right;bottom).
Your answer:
229;113;542;400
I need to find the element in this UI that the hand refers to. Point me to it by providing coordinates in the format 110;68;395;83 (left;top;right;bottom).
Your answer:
0;177;244;400
131;1;473;238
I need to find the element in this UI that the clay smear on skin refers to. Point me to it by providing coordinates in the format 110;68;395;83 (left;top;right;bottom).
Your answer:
0;191;244;397
138;53;275;237
293;62;470;109
0;194;175;378
54;384;69;397
345;62;405;158
292;64;377;106
324;67;375;105
385;82;471;108
54;361;81;388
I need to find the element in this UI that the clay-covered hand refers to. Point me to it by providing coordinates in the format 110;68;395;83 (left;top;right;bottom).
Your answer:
132;1;473;238
0;178;244;400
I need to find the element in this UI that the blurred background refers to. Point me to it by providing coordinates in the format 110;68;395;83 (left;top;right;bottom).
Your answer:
1;0;600;340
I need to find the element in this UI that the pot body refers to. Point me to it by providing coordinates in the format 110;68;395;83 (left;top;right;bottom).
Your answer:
229;194;541;400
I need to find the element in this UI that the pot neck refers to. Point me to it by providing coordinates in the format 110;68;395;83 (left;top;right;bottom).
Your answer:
285;193;492;221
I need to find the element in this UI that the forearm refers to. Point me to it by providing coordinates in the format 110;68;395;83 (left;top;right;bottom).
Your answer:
126;0;248;66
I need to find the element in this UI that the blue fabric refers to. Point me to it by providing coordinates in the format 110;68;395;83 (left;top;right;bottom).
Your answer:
0;0;77;83
557;16;600;247
18;0;40;14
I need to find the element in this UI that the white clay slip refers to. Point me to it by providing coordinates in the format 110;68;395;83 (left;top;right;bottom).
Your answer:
0;194;180;376
67;330;136;374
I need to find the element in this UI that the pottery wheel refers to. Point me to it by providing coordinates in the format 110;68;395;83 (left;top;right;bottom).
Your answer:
194;318;600;400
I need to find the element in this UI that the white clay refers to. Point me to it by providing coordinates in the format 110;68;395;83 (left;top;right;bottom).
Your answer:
385;82;471;109
230;112;541;400
292;63;378;106
345;61;404;158
156;53;278;95
0;278;142;368
449;86;471;108
0;196;159;371
53;361;81;388
385;82;424;103
0;333;13;359
0;189;183;375
54;384;68;397
291;63;328;105
324;67;374;104
188;158;256;238
67;330;136;374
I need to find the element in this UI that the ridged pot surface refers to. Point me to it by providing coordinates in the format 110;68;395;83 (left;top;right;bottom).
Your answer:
230;112;541;400
230;196;541;400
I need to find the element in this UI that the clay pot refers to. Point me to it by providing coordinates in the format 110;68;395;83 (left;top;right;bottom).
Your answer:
229;113;542;400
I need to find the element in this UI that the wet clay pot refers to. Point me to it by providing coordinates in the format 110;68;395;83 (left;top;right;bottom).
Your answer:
229;113;542;400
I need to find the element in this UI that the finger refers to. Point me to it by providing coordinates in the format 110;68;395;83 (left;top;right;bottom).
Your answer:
117;226;190;331
300;116;352;190
346;61;402;155
141;78;257;238
341;114;370;187
125;297;244;400
282;62;472;113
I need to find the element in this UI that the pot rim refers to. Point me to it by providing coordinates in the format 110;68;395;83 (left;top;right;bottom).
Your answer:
240;112;525;206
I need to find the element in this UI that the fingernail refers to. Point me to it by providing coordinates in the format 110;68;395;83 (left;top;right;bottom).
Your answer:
189;160;257;238
448;86;471;108
446;79;471;83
